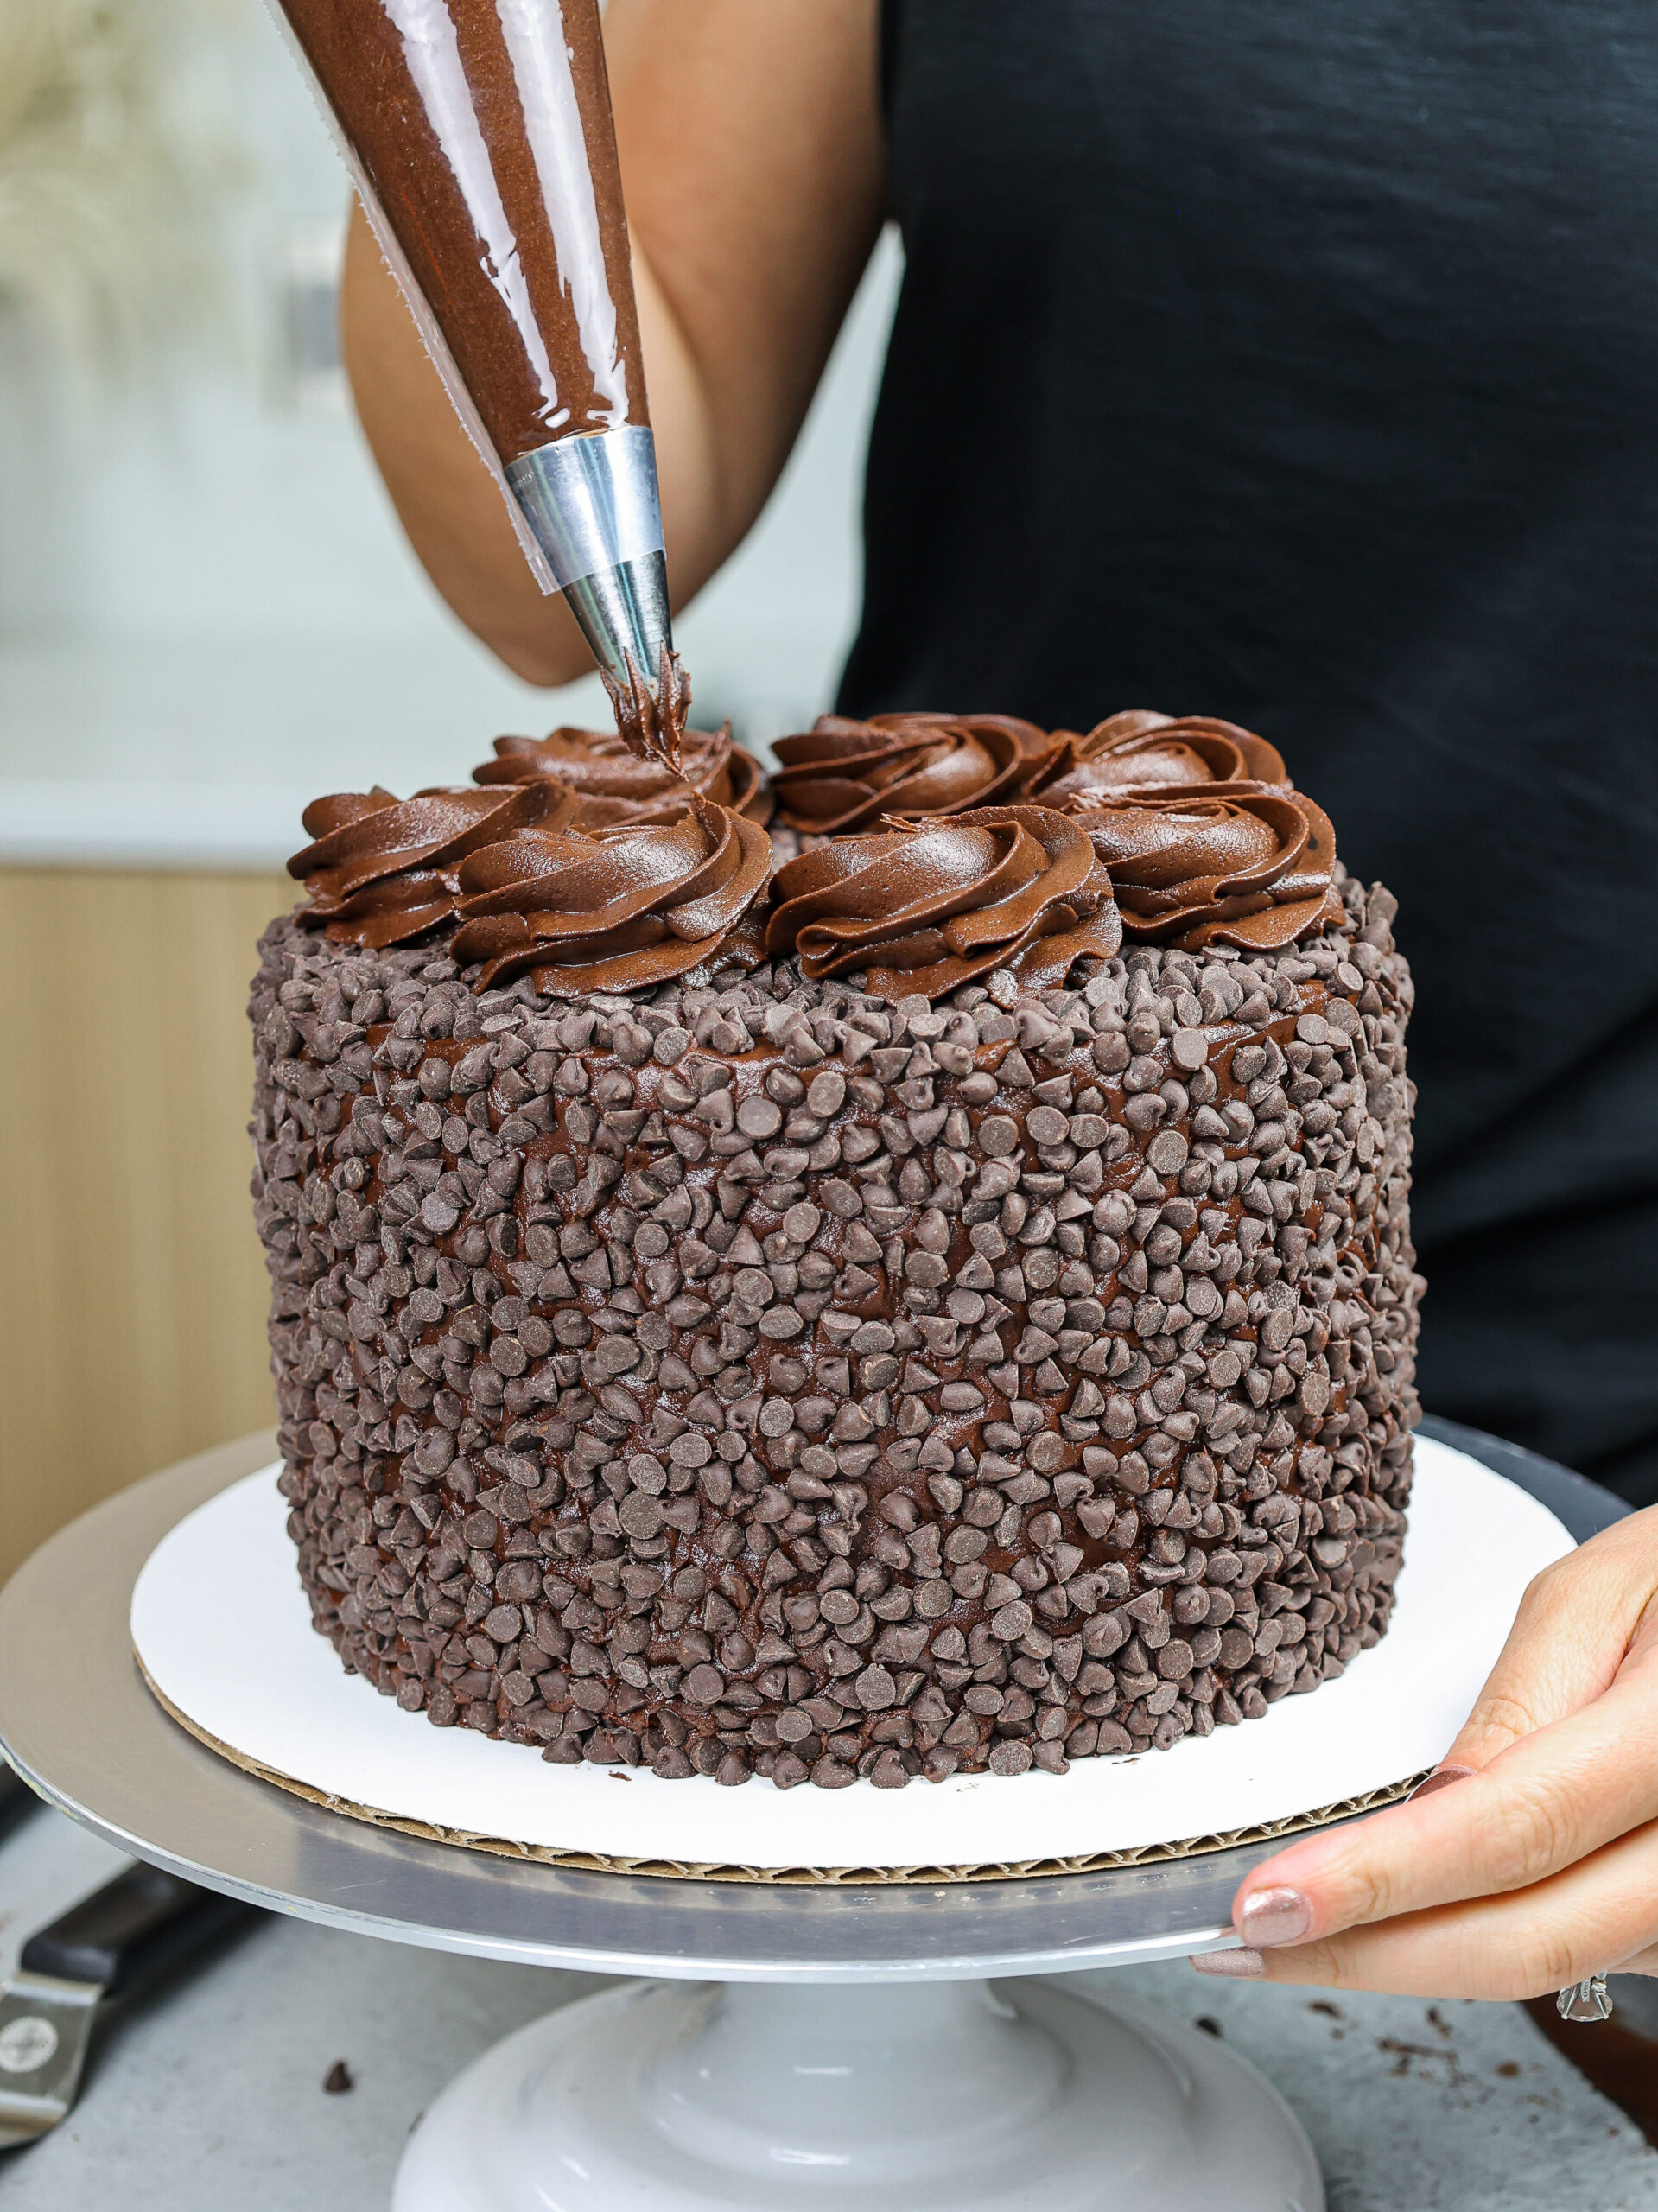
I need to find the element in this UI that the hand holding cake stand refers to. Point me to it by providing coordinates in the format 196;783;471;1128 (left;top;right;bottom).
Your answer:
0;1429;1579;2212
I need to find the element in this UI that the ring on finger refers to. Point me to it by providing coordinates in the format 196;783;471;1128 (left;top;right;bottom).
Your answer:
1556;1975;1613;2024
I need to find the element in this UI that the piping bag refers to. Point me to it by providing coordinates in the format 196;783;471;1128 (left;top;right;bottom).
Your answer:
269;0;679;760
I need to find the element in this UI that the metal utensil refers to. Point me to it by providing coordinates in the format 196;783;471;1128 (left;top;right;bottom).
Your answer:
0;1862;257;2146
505;426;672;692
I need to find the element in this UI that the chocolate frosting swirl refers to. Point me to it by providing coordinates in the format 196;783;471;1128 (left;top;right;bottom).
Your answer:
451;793;772;992
473;720;771;829
288;782;558;949
772;712;1045;831
1021;711;1290;808
601;645;692;773
766;805;1121;1002
1075;785;1344;951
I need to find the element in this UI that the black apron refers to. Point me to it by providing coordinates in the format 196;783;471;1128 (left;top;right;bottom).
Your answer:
842;0;1658;1503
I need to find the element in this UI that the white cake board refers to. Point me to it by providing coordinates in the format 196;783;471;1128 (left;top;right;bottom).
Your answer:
130;1435;1568;1880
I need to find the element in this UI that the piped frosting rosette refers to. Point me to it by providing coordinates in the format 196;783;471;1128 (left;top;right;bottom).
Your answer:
473;721;771;829
772;711;1046;831
1020;711;1290;808
288;782;559;949
766;804;1121;1002
1073;784;1344;951
450;792;772;993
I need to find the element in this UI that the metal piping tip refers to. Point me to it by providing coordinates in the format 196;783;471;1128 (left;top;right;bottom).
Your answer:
506;425;673;690
559;551;672;694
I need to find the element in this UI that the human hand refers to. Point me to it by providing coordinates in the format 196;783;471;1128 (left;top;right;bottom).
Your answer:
1191;1503;1658;1998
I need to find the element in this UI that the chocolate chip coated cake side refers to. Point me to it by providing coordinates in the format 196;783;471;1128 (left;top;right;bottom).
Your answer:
249;870;1420;1789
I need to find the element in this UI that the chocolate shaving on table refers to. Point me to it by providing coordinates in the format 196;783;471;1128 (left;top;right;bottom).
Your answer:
473;720;772;827
287;782;562;949
772;712;1042;832
452;791;772;992
600;645;691;775
766;804;1121;1002
1072;784;1344;951
1021;712;1292;808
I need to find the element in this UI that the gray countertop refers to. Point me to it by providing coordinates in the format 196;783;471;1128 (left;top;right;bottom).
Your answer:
2;1800;1653;2211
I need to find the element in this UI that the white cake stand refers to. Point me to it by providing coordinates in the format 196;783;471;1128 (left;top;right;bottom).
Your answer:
0;1424;1596;2212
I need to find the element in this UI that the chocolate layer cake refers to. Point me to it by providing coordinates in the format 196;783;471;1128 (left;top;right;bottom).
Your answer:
251;709;1420;1789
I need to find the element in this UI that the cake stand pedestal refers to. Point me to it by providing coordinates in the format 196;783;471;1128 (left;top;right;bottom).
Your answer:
0;1422;1614;2212
394;1974;1314;2212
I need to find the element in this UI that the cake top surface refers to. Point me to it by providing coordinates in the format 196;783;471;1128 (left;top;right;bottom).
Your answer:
773;710;1291;832
286;707;1350;1003
473;721;770;830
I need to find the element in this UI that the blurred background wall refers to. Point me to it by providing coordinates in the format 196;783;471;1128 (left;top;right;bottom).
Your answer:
0;0;899;1581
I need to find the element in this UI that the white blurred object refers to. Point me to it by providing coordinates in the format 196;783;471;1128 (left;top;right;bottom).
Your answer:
0;0;244;375
270;212;346;413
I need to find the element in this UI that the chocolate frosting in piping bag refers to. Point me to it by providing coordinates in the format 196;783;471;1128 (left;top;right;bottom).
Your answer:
269;0;677;719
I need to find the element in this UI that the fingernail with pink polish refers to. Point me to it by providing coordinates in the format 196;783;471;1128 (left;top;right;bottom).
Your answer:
1192;1947;1265;1979
1410;1763;1477;1802
1236;1886;1312;1948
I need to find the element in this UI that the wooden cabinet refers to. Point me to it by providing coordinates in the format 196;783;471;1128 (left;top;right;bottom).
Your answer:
0;868;295;1582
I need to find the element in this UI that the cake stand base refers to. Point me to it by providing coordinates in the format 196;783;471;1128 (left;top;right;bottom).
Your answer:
394;1976;1321;2212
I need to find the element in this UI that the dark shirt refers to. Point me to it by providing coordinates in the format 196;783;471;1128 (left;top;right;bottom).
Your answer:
842;0;1658;1503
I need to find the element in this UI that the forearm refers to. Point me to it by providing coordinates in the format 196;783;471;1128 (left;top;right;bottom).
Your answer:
339;0;883;691
340;206;720;689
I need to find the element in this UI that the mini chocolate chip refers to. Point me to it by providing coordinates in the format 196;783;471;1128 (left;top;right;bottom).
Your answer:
736;1096;783;1139
1171;1027;1209;1071
1146;1129;1189;1177
619;1492;663;1539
